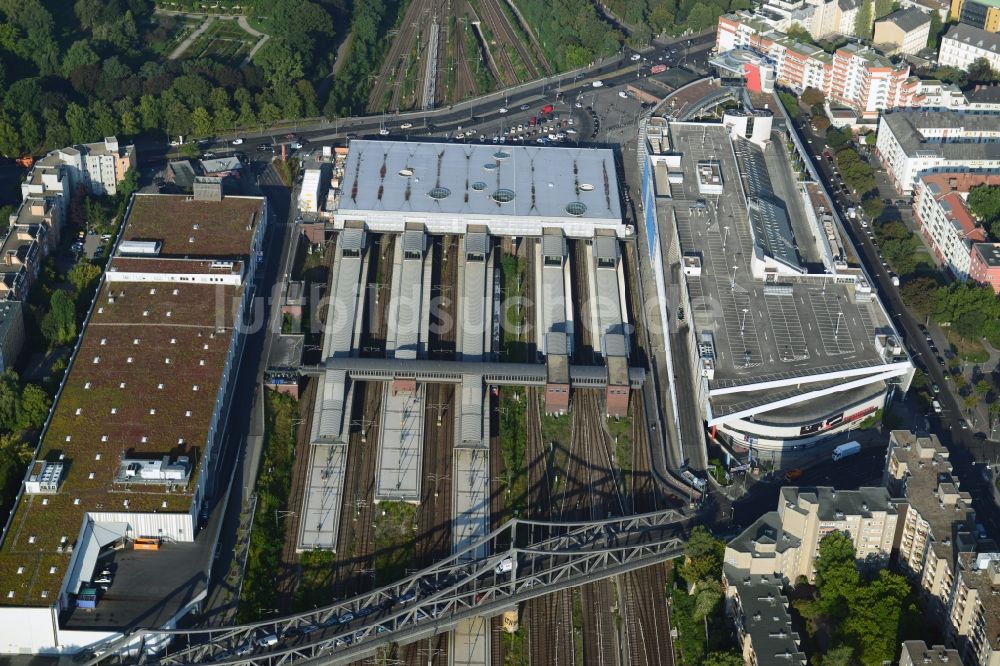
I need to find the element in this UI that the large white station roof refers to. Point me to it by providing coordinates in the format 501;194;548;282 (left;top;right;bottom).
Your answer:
337;140;623;223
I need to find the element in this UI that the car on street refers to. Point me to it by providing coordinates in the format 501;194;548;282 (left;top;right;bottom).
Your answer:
400;122;413;129
290;142;302;149
592;80;604;87
257;144;273;152
232;138;244;145
498;107;508;114
630;53;641;61
618;91;628;98
379;128;390;136
519;104;530;110
959;419;970;430
932;399;943;413
932;383;940;394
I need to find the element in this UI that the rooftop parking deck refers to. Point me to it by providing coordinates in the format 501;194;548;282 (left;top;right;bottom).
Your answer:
661;123;897;388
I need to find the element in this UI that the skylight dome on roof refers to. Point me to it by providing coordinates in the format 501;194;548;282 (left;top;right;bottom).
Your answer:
565;201;588;216
428;187;451;200
471;181;487;191
491;188;515;203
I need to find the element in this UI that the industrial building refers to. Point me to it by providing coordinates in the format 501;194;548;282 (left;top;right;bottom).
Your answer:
641;116;912;455
0;187;266;655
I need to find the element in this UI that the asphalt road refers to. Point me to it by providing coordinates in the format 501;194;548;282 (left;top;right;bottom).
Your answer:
788;114;1000;538
134;33;716;168
197;160;300;626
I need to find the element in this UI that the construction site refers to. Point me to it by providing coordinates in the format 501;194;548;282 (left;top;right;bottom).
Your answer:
367;0;552;113
281;140;678;665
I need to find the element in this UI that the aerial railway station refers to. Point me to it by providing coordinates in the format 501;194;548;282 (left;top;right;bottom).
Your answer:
296;139;643;664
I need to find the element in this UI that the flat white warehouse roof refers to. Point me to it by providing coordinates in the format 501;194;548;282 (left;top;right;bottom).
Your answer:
336;140;623;226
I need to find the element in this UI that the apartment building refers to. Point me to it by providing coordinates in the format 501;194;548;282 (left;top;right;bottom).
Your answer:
885;431;1000;666
900;641;963;666
875;110;1000;193
724;486;898;582
723;487;896;664
27;137;135;198
912;173;1000;279
717;13;914;120
722;567;807;665
939;23;1000;70
884;431;976;617
874;7;933;54
949;552;1000;665
950;0;1000;31
969;242;1000;292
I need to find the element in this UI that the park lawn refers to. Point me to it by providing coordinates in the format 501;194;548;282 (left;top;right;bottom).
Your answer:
944;327;990;364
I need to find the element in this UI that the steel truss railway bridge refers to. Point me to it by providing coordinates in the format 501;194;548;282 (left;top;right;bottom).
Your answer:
85;509;687;666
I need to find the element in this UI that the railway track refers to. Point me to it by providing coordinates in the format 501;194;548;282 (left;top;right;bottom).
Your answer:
570;239;595;364
396;383;455;666
362;234;395;356
454;13;480;101
428;235;458;358
479;0;540;84
275;379;318;612
368;0;437;112
475;0;518;86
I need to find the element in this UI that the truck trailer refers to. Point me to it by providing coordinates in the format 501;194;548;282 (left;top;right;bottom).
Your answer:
831;441;861;461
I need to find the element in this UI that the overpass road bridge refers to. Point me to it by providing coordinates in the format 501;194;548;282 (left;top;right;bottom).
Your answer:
85;509;688;666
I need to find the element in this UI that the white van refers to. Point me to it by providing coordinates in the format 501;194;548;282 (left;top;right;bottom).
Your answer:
495;557;515;575
932;400;942;413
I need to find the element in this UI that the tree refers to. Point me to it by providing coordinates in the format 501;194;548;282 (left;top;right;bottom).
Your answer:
814;532;858;620
968;57;998;84
967;185;1000;240
40;290;77;347
843;570;915;665
65;102;94;144
0;371;21;431
254;40;305;87
68;261;102;294
693;583;722;619
681;526;725;585
190;106;214;137
855;0;874;37
861;196;884;220
702;651;744;666
786;24;813;44
18;384;51;430
927;9;943;49
819;644;855;666
874;0;893;19
61;39;100;76
812;114;831;132
827;126;852;150
975;379;991;399
802;86;825;107
865;132;877;146
899;277;939;317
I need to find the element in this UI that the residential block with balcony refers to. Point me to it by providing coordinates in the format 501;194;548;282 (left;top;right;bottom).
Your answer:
912;172;1000;280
